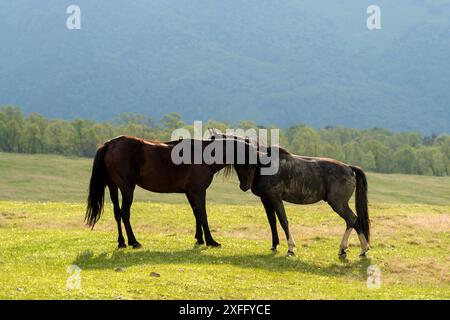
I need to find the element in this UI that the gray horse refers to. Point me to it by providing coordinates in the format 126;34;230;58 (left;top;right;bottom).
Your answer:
217;132;371;258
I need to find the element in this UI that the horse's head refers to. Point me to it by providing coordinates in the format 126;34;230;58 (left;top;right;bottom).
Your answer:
234;162;257;192
234;136;261;191
209;129;263;192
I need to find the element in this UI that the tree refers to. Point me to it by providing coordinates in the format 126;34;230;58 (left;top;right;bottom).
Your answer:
27;113;48;153
343;142;364;166
393;146;417;174
44;120;76;155
289;126;320;156
22;122;41;153
316;142;345;161
72;119;98;157
0;106;24;152
365;140;392;173
361;151;376;171
161;113;184;131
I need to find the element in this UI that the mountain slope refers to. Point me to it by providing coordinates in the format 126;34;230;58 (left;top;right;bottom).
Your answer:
0;0;449;133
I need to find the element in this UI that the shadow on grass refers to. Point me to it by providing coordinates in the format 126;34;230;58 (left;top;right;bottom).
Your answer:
72;247;372;279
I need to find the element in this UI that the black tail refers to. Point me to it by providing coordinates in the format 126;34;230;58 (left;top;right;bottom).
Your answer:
85;143;109;228
350;166;370;243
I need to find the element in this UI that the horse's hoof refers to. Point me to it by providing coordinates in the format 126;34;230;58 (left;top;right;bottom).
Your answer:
271;246;277;251
359;252;367;258
338;249;347;259
132;242;142;249
207;241;221;248
118;243;127;249
286;250;295;257
195;240;205;246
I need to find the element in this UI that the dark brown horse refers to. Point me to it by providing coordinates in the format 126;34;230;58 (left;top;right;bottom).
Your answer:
85;135;258;248
211;133;371;258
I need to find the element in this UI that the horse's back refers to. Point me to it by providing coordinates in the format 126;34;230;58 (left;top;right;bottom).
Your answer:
103;136;181;192
307;157;356;204
104;136;143;169
265;153;355;204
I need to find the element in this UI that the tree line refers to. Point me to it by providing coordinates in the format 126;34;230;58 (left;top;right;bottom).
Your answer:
1;106;449;176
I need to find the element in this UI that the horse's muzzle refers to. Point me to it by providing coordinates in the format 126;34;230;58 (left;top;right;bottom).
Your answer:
240;184;250;192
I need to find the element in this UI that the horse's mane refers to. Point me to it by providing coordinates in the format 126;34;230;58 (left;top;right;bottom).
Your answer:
206;133;290;177
208;133;291;156
222;164;233;178
270;145;290;155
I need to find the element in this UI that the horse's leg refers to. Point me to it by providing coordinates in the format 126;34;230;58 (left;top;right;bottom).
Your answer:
271;199;295;256
186;193;204;245
330;202;354;258
261;197;279;251
345;203;370;257
187;190;220;247
108;182;126;248
331;202;367;258
120;185;141;249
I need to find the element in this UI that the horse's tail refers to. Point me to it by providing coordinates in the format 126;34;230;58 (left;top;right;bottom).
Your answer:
350;165;370;244
85;143;109;228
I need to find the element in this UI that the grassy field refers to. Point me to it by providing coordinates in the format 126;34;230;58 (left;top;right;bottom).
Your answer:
1;152;450;205
0;152;449;299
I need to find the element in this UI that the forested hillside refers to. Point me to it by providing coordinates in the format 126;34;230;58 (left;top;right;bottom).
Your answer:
1;106;449;176
1;1;449;133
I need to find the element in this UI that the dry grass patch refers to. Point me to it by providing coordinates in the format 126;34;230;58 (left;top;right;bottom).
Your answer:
384;257;449;285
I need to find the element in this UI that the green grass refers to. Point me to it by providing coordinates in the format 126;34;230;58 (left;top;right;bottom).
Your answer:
0;202;448;299
1;152;450;205
0;152;449;299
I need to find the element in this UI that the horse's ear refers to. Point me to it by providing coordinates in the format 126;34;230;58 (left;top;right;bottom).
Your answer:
208;128;222;139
